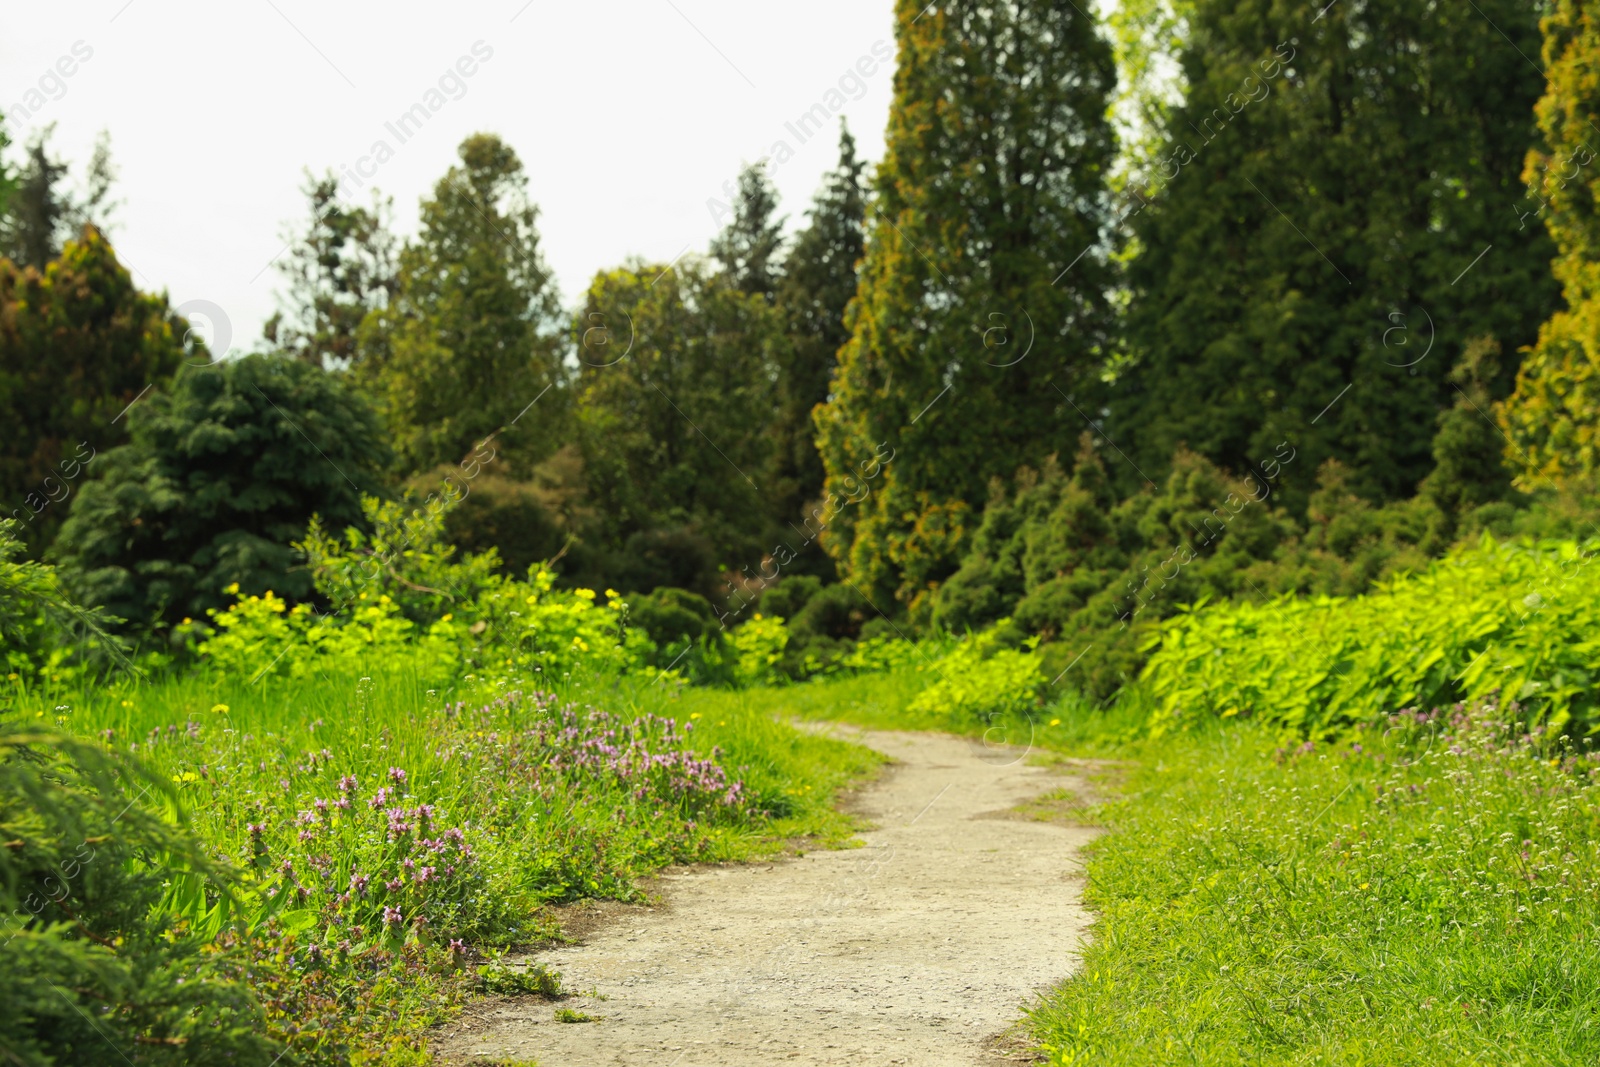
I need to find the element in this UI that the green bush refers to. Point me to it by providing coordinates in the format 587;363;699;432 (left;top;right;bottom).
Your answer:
53;355;390;631
196;495;657;687
1142;534;1600;734
907;624;1044;724
724;613;789;688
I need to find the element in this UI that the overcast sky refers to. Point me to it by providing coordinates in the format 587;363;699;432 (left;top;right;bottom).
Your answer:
2;0;897;356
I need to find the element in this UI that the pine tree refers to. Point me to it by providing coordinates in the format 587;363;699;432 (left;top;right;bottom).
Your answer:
814;0;1118;612
710;162;785;298
1;131;67;270
1113;0;1554;509
264;172;396;370
0;126;117;270
1499;0;1600;489
358;134;566;474
770;124;868;545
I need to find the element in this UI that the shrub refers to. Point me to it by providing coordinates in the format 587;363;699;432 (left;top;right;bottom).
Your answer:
200;495;656;686
195;586;462;685
1141;533;1600;734
626;586;732;685
725;613;789;688
907;624;1044;724
0;518;131;684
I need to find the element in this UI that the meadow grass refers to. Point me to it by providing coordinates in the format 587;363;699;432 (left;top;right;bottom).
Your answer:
18;661;881;1062
1028;703;1600;1066
27;654;1600;1064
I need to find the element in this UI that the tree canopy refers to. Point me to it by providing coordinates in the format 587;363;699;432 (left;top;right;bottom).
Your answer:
1112;0;1553;509
815;0;1119;612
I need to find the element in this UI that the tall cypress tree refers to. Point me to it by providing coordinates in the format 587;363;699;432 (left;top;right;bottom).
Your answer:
814;0;1117;612
710;162;785;299
771;124;868;543
1499;0;1600;489
1113;0;1554;508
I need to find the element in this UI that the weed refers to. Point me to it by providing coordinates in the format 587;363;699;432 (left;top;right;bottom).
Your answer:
480;962;564;999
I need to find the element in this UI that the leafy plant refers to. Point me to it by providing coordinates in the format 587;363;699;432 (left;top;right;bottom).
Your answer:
907;624;1044;725
0;721;281;1066
479;961;563;998
1142;533;1600;734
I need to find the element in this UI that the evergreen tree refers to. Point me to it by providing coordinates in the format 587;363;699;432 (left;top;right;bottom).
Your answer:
710;161;785;298
264;172;396;370
1113;0;1554;508
358;134;566;474
0;126;117;270
814;0;1118;612
53;355;388;628
0;227;188;553
0;714;283;1064
574;257;784;592
1423;336;1514;521
1499;0;1600;489
770;124;868;547
0;113;16;221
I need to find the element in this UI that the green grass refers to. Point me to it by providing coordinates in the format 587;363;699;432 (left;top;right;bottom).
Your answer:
30;646;1599;1064
19;662;881;1062
1029;704;1600;1066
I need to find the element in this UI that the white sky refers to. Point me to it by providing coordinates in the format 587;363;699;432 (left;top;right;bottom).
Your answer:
1;0;897;355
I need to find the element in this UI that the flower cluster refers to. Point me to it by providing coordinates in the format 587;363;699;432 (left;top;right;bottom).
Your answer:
434;691;756;820
245;765;479;951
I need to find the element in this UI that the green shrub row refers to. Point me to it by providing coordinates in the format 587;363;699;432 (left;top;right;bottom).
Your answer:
1141;534;1600;734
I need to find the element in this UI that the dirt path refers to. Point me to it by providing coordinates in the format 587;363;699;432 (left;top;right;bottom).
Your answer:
441;726;1099;1066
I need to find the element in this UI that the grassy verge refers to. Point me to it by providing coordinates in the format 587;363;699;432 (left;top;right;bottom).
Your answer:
1029;705;1600;1066
26;666;880;1063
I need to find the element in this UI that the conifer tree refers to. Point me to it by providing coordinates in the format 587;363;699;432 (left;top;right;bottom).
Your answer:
814;0;1118;612
54;355;388;627
771;125;867;541
711;162;785;299
358;134;566;474
1113;0;1553;507
0;227;186;552
1499;0;1600;489
0;126;117;270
